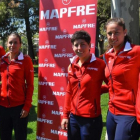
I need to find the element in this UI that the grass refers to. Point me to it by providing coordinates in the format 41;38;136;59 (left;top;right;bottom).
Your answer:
25;65;109;140
101;93;109;140
26;65;38;140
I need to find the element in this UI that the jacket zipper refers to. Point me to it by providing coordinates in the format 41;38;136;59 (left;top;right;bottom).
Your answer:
7;65;10;106
108;57;117;114
75;80;80;114
108;63;115;103
104;54;115;104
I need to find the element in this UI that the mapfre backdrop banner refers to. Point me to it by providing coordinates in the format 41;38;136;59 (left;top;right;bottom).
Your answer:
37;0;97;139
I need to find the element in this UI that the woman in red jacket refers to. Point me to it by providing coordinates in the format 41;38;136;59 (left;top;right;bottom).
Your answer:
61;30;107;140
0;32;34;140
104;18;140;140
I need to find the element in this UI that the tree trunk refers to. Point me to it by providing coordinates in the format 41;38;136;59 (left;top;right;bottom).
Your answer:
111;0;139;44
24;2;35;59
98;39;104;55
25;17;35;59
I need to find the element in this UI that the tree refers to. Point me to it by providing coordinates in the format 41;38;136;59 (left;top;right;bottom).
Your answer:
96;0;111;55
0;0;19;47
12;0;39;59
0;0;39;59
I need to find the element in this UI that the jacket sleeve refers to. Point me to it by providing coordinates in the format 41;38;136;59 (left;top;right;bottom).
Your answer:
0;46;5;57
63;80;72;119
0;46;5;94
101;84;109;94
63;65;72;119
23;56;34;112
101;72;109;94
100;59;109;94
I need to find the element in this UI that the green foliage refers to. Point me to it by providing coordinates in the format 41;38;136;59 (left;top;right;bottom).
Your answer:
0;2;7;21
0;0;18;41
0;0;39;59
96;0;111;55
97;0;111;22
15;0;39;58
13;0;39;34
20;33;28;54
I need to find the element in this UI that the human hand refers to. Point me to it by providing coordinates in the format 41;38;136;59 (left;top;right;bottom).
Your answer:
61;119;69;130
20;109;29;118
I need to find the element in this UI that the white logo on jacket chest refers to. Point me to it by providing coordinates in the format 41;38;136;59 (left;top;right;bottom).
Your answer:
87;67;98;71
13;61;22;64
118;56;131;59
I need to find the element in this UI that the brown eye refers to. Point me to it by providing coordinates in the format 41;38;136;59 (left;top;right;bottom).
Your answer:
9;41;13;45
107;32;112;36
74;44;78;47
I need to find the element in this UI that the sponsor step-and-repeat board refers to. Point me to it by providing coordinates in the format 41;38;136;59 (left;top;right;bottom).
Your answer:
37;0;97;139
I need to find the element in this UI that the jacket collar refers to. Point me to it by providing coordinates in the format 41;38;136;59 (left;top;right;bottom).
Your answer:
70;53;96;64
3;52;24;60
107;41;132;54
18;52;24;60
123;42;132;52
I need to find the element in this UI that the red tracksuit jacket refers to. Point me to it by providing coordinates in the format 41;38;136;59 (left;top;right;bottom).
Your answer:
104;42;140;118
0;52;34;112
63;54;106;119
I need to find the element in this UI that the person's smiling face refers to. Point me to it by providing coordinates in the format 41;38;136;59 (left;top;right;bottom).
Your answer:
72;39;91;59
106;23;127;50
7;34;21;55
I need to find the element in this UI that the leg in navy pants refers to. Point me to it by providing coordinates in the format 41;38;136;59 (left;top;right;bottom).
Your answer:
68;113;102;140
106;111;138;140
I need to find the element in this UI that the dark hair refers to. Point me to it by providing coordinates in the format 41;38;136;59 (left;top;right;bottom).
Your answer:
105;17;132;44
7;32;22;44
71;30;91;44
